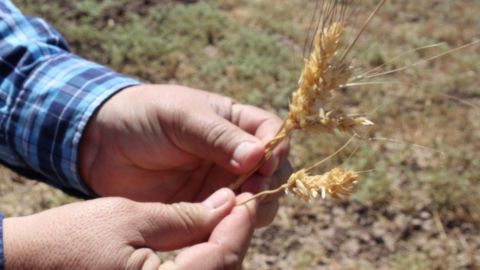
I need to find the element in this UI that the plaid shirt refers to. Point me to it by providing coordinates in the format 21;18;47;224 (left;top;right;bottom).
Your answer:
0;1;140;267
0;0;140;195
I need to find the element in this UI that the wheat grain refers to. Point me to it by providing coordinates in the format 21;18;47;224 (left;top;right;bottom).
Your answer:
286;168;359;201
235;0;478;207
282;21;374;138
240;167;359;205
231;18;372;190
233;0;389;198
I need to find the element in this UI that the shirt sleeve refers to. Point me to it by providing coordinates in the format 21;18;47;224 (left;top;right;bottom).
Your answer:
0;1;141;197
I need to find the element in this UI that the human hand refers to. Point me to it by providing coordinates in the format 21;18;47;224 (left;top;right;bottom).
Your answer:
80;84;291;227
3;189;257;270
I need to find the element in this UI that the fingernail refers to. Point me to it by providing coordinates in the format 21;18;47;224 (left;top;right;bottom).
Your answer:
231;142;258;168
203;189;231;209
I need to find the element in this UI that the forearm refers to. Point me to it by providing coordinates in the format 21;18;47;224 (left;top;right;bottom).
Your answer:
0;1;140;196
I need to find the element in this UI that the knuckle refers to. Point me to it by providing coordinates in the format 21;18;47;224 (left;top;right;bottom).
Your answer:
169;203;206;235
204;120;231;149
207;93;234;120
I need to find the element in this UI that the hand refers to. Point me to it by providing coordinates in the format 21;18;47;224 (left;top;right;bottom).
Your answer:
3;189;257;270
80;84;291;226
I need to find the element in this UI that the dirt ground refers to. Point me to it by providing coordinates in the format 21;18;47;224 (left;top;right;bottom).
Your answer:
2;0;480;269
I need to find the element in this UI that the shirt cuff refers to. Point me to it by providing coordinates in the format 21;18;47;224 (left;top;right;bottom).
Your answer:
8;53;141;197
67;72;141;196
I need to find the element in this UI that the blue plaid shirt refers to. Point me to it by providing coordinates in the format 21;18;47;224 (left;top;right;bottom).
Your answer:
0;1;140;268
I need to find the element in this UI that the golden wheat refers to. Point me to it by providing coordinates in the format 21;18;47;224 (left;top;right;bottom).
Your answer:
231;18;372;191
286;22;372;134
235;0;478;205
233;0;389;201
240;167;359;205
286;168;359;201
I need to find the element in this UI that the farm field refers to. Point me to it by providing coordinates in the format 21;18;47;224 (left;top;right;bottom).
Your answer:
2;0;480;269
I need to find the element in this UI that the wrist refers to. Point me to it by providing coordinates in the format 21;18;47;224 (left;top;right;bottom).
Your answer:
79;108;102;190
78;85;142;192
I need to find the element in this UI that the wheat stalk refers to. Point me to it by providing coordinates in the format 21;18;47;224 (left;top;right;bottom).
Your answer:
234;0;478;205
230;1;382;191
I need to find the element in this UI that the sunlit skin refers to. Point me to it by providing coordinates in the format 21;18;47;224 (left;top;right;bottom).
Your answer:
4;84;291;269
4;189;259;269
80;84;291;227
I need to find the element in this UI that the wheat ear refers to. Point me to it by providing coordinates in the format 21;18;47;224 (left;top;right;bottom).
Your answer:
239;167;359;205
230;21;373;190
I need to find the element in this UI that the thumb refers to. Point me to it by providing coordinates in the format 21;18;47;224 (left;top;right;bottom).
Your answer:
138;188;236;251
159;193;258;270
175;113;265;174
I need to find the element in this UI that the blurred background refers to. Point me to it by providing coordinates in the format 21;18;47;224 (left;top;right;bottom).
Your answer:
2;0;479;269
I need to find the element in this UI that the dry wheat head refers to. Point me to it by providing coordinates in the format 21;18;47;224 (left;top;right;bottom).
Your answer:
286;167;359;202
285;22;373;134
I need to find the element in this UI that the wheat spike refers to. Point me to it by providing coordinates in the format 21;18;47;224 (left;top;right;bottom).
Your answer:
239;167;359;205
235;0;392;203
230;21;371;190
286;22;373;134
286;168;359;202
